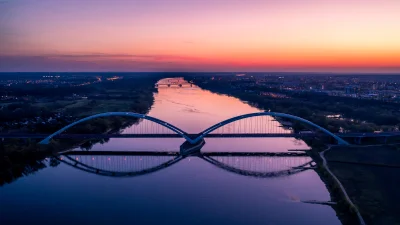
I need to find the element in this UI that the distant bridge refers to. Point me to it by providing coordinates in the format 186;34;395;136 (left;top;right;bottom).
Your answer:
56;150;315;178
31;112;349;145
155;79;193;87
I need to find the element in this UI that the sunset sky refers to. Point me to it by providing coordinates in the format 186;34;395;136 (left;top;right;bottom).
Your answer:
1;0;399;73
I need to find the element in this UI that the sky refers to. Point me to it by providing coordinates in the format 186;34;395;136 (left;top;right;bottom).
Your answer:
0;0;400;73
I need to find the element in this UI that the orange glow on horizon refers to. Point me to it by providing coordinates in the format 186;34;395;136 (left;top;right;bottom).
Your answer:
1;0;399;72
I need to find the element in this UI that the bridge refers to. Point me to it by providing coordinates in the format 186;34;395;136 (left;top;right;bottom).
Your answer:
0;133;318;139
1;132;397;140
155;79;193;87
2;111;399;146
56;150;315;178
29;111;349;146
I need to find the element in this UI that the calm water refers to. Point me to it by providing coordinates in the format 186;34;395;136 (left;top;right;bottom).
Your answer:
0;78;341;225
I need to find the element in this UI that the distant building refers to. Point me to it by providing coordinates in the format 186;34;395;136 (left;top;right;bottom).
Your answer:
345;85;359;94
345;86;352;94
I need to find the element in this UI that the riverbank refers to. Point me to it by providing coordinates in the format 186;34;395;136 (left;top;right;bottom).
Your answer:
324;144;400;225
187;75;399;133
305;146;361;225
1;75;161;185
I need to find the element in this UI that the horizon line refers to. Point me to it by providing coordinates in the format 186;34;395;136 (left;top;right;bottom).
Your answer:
1;71;400;75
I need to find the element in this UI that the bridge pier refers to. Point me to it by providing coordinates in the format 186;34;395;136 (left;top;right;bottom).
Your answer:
180;139;205;156
353;137;363;145
0;138;4;153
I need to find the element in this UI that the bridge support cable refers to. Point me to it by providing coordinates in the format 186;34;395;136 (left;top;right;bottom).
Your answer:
194;112;349;145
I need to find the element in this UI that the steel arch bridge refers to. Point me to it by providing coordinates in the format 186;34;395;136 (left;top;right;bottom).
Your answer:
39;111;349;145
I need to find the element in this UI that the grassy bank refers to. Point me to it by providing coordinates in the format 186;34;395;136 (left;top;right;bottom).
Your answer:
324;145;400;225
305;146;361;225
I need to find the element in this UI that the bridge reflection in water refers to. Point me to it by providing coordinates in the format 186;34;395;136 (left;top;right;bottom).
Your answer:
58;150;315;178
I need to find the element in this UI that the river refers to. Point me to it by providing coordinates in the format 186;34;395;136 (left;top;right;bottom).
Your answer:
0;78;342;225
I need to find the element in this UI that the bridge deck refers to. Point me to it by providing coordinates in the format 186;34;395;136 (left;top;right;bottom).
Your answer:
1;132;399;139
62;151;308;157
0;133;314;139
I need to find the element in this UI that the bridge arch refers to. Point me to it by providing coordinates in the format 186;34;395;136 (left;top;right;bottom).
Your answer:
39;112;191;144
192;112;349;145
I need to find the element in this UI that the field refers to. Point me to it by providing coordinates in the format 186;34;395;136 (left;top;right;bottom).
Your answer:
62;99;139;117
